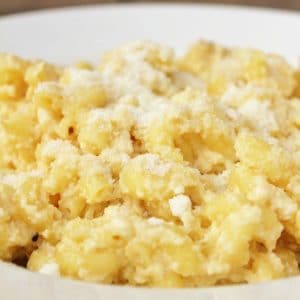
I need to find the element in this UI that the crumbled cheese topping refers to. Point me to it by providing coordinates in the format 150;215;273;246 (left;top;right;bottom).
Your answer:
38;263;60;276
143;154;172;176
147;217;165;225
238;99;279;133
169;195;192;218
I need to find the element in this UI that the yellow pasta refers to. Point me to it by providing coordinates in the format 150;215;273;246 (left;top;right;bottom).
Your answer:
0;40;300;287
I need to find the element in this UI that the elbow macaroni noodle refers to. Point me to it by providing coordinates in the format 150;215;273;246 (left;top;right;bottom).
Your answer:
0;41;300;287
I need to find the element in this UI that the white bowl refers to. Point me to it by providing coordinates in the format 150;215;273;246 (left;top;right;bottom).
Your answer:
1;4;300;299
1;3;300;64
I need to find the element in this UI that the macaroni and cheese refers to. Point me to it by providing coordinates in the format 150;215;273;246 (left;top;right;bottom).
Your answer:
1;41;300;287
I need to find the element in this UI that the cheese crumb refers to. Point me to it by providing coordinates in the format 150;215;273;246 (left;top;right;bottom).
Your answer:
169;195;191;218
147;217;165;225
38;263;60;276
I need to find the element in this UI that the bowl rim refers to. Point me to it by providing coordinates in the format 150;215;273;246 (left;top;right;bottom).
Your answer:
0;2;300;21
1;260;300;293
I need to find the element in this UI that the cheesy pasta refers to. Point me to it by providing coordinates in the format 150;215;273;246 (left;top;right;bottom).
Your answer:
1;41;300;287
